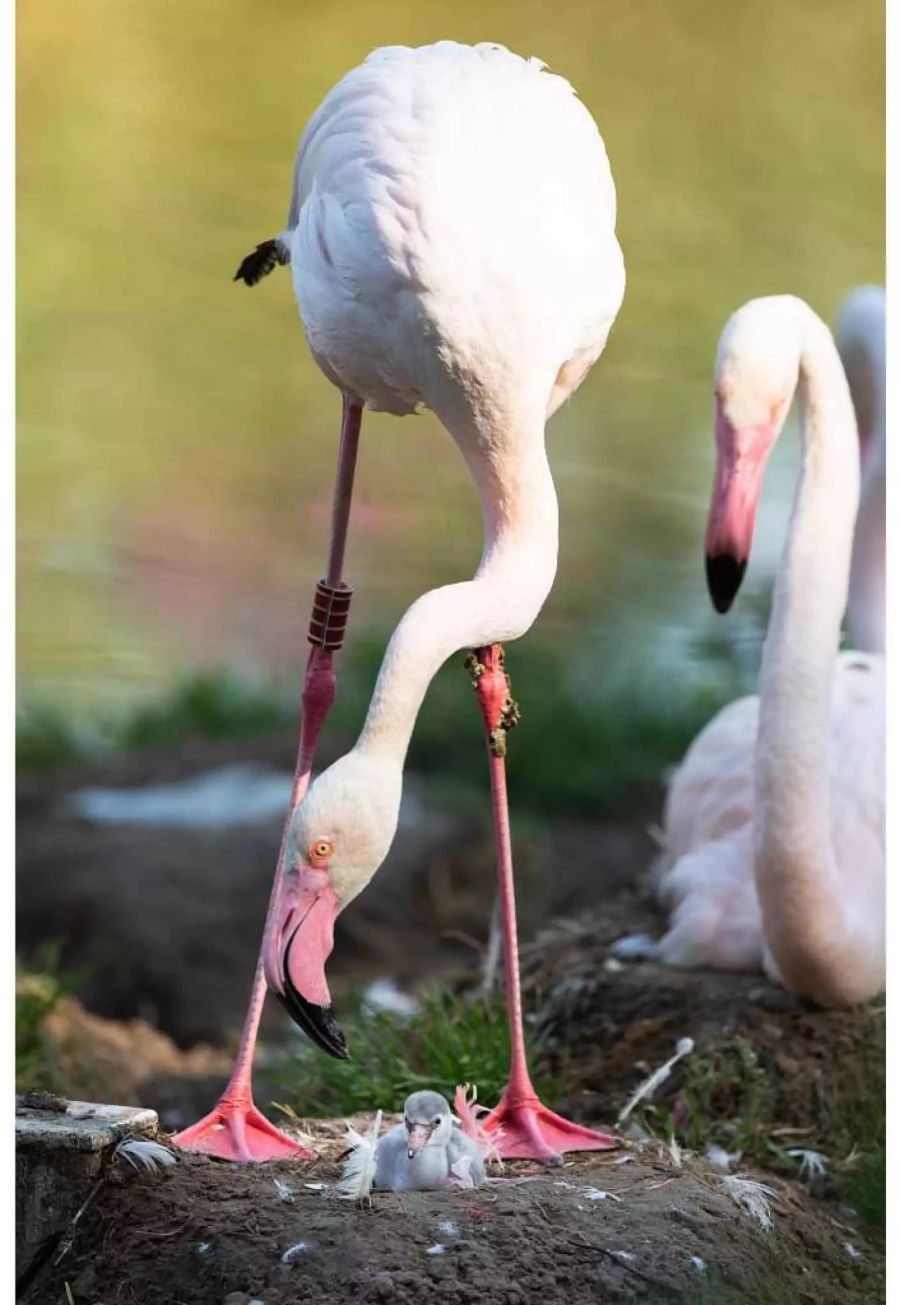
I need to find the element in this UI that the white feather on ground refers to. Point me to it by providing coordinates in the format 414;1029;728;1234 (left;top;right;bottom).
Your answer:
720;1176;776;1230
114;1137;177;1174
617;1037;694;1124
337;1111;382;1201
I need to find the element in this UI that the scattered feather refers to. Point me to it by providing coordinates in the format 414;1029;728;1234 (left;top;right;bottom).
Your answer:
690;1256;707;1272
705;1145;741;1171
584;1187;621;1202
611;1250;635;1262
453;1084;503;1165
338;1111;382;1202
448;1156;475;1189
617;1038;695;1124
667;1136;683;1168
280;1242;308;1264
613;1154;635;1166
720;1176;776;1230
195;1243;213;1256
304;1182;327;1191
437;1219;459;1238
114;1137;177;1175
844;1242;862;1261
787;1149;829;1181
272;1178;295;1204
426;1244;446;1256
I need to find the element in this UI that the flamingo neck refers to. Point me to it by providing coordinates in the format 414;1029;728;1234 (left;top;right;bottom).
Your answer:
754;307;862;1002
355;419;558;765
842;300;886;654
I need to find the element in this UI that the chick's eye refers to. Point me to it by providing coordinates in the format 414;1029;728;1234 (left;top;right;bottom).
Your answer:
311;839;333;860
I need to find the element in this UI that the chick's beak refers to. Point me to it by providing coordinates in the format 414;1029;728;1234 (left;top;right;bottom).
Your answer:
263;864;348;1059
406;1124;432;1158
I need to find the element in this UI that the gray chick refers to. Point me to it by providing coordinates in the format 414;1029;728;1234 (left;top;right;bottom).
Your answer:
374;1090;486;1192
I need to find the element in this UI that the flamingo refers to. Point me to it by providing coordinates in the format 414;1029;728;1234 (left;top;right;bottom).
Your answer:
615;296;885;1008
173;41;625;1163
836;286;885;654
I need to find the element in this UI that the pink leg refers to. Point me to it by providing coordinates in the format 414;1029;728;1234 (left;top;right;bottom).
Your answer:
172;395;363;1163
468;645;618;1164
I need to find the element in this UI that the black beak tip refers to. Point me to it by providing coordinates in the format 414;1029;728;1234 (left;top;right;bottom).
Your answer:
276;952;349;1059
705;552;746;614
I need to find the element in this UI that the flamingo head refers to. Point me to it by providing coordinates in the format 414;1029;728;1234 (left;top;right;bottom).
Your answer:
706;297;800;613
264;751;402;1058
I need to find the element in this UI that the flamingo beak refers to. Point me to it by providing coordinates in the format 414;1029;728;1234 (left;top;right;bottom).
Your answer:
406;1124;432;1158
264;865;348;1059
705;406;775;613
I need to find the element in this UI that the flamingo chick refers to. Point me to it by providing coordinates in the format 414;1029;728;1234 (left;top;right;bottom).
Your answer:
615;296;885;1008
374;1092;486;1192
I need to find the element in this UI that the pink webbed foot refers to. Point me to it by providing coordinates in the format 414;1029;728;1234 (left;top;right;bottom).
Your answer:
482;1091;618;1165
171;1093;316;1163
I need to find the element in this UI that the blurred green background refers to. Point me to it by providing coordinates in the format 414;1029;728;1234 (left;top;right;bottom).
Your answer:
17;0;884;771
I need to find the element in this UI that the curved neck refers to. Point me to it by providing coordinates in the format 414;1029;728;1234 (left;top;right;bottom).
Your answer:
754;308;861;997
355;421;558;764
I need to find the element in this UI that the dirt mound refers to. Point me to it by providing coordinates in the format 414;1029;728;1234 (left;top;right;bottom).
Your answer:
520;912;884;1179
21;1126;882;1305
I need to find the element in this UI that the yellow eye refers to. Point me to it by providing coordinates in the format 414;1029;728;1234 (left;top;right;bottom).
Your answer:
311;839;333;860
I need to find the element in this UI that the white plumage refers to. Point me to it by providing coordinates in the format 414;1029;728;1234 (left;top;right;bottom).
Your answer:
616;297;885;1008
836;286;886;655
276;42;624;926
286;42;623;421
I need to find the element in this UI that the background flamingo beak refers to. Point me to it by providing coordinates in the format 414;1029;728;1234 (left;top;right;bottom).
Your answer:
705;409;775;613
264;867;348;1059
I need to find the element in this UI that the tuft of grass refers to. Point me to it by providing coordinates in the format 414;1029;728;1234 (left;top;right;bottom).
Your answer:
15;947;75;1092
16;669;297;773
269;987;558;1118
117;670;294;749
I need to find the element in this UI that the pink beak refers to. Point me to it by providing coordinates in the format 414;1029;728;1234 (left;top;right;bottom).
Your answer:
705;406;775;613
264;865;347;1059
406;1124;432;1158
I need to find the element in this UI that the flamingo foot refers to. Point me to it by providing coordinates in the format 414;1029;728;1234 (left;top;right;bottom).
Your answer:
171;1092;316;1163
483;1090;618;1165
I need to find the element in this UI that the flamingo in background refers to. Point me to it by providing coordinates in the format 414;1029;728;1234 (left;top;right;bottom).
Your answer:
615;296;884;1007
836;286;885;654
174;41;625;1163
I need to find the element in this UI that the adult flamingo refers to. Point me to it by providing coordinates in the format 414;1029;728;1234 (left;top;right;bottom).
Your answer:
615;296;884;1007
174;42;625;1163
836;286;885;654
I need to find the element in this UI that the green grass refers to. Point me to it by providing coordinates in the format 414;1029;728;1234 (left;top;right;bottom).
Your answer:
15;947;75;1093
269;987;557;1119
634;1024;885;1236
16;668;298;773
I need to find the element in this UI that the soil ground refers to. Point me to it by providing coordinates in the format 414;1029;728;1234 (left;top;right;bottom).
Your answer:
20;1120;883;1305
17;740;886;1302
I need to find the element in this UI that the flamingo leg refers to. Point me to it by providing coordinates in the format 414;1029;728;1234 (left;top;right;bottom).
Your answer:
172;395;363;1163
467;645;618;1164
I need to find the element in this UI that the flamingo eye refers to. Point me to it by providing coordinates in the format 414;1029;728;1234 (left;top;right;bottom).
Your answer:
311;839;333;861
